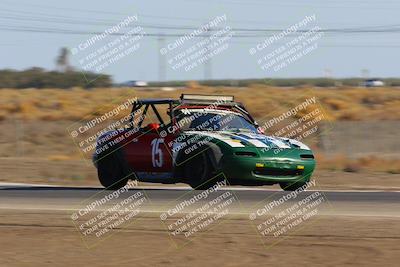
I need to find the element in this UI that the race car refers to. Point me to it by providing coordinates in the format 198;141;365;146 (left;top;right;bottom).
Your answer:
93;94;316;191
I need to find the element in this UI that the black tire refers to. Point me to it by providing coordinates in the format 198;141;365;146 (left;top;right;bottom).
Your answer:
279;181;308;191
183;151;219;190
97;150;128;190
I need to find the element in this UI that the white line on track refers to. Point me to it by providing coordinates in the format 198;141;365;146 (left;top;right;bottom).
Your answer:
0;206;399;218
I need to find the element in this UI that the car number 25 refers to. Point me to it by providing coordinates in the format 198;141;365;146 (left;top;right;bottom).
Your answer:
151;138;164;167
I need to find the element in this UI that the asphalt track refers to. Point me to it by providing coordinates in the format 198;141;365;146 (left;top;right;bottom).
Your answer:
0;182;399;218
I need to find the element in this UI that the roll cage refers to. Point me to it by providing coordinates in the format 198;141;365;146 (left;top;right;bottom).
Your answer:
128;94;258;131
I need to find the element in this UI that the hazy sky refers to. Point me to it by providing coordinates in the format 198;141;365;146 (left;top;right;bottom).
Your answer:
1;0;399;82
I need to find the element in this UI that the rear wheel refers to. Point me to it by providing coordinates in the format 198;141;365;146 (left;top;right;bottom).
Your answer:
279;181;309;191
97;150;128;190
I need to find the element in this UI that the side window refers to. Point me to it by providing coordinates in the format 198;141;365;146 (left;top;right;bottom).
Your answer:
128;103;172;131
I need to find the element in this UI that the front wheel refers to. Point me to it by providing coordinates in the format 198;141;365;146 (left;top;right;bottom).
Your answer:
183;152;219;190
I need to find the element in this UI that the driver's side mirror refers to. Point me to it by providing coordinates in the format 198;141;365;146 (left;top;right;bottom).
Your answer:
257;127;265;134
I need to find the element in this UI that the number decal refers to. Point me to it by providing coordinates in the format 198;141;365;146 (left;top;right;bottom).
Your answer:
151;138;164;167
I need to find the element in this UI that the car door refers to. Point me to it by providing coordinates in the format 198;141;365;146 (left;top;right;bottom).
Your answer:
122;126;174;173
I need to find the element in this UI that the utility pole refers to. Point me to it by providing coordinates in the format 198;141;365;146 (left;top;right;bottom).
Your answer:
361;69;370;79
323;68;332;78
158;34;166;82
204;27;212;81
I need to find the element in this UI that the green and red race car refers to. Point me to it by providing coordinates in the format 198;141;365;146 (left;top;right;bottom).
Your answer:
93;94;316;191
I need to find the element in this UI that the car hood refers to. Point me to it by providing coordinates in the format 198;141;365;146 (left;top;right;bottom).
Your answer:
184;130;311;150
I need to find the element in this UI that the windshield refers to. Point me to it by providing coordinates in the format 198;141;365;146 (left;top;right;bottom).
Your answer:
177;111;258;132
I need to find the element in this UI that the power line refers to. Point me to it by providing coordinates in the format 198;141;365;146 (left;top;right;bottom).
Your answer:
1;26;399;40
2;0;400;28
0;1;293;25
189;0;400;10
1;20;400;39
2;2;400;38
1;11;400;34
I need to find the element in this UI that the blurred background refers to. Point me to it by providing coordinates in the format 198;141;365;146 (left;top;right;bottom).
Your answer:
0;0;399;190
1;2;400;267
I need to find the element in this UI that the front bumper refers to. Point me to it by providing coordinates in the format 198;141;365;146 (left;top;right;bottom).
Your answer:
221;148;315;185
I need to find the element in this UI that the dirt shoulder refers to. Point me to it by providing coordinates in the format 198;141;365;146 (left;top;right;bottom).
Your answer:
0;211;399;267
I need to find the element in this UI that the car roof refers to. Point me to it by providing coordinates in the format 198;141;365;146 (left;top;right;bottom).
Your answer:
136;94;239;106
137;98;179;105
132;95;256;125
179;108;244;116
136;98;243;108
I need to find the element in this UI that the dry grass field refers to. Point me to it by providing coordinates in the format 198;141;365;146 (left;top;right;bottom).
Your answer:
0;85;400;121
